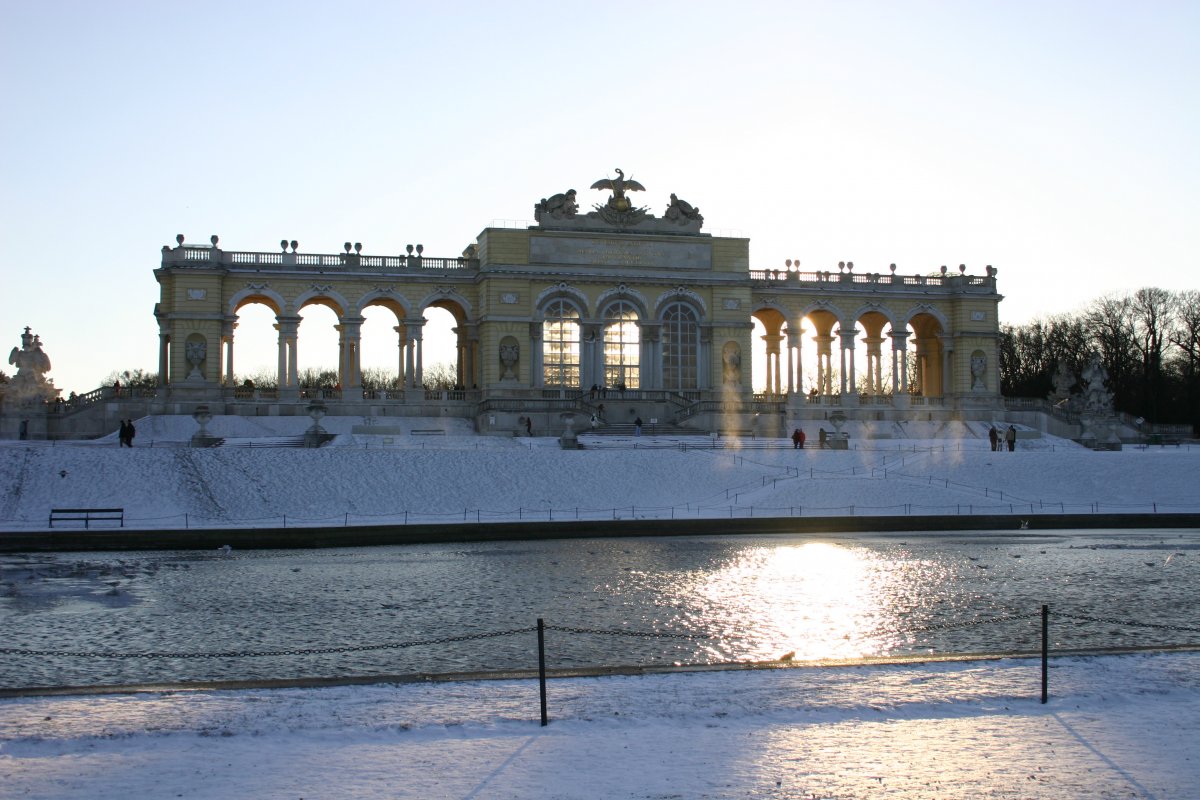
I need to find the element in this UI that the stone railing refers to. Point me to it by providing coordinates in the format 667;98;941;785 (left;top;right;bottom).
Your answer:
161;244;478;275
749;267;996;292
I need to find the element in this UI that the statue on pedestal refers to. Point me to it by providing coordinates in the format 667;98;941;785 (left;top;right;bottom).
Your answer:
5;327;59;406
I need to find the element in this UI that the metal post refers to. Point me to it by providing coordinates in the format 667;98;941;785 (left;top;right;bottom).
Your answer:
537;618;548;726
1041;604;1049;704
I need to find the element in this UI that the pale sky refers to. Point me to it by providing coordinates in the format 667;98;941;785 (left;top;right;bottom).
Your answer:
2;1;1196;394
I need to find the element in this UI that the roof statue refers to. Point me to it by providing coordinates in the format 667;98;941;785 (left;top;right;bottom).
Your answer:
590;168;646;213
664;193;703;227
534;168;705;234
534;189;578;223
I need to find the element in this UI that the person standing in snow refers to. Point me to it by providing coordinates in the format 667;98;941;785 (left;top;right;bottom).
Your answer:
525;417;533;437
126;419;136;447
791;428;803;449
1005;425;1016;452
118;420;128;447
988;426;999;451
634;417;643;437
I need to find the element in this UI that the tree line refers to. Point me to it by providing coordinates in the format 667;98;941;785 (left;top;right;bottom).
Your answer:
1000;288;1199;429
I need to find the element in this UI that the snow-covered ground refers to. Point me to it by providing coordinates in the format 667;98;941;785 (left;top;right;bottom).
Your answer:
2;417;1198;797
2;652;1198;798
1;416;1197;529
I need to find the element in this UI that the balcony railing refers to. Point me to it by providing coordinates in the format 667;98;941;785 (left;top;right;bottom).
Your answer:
749;268;996;292
162;244;478;274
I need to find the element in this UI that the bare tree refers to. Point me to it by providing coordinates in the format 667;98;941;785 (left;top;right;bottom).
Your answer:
1129;287;1177;419
422;361;457;390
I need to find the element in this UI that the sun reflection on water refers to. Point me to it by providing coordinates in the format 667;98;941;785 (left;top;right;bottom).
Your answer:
687;542;915;662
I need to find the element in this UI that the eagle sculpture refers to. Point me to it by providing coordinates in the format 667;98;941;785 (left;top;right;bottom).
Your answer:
590;168;645;211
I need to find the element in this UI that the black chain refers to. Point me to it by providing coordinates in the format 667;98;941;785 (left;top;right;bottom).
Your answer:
1053;612;1200;634
544;624;713;641
0;627;536;660
891;612;1042;637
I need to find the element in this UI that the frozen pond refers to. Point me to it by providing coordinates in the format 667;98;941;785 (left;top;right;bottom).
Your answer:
2;529;1197;688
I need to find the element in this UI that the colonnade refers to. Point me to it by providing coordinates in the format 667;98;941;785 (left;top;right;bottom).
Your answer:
757;313;948;398
183;312;437;392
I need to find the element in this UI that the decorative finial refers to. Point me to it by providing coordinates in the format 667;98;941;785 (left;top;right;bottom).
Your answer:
290;240;298;252
940;265;947;275
344;242;352;253
354;242;362;254
210;235;219;246
889;263;896;273
281;239;289;252
416;244;424;255
406;244;414;255
959;264;966;274
176;234;184;245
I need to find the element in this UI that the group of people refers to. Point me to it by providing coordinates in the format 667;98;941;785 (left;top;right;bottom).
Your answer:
117;419;136;447
989;424;1017;452
790;428;807;449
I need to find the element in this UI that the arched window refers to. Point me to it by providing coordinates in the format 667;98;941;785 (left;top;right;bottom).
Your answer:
603;301;640;389
661;302;699;390
542;299;581;387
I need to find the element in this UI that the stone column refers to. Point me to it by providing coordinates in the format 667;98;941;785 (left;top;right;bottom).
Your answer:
411;319;425;388
583;323;602;389
838;328;858;395
275;315;301;397
337;316;364;391
762;332;783;395
862;336;884;394
698;327;712;390
814;334;834;395
394;325;407;389
644;323;661;390
891;330;910;397
940;335;954;399
529;322;544;388
157;329;170;387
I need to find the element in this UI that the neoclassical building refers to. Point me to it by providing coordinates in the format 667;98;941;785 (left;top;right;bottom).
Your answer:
116;170;1002;435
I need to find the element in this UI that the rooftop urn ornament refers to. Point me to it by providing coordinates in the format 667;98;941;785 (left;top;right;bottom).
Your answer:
959;264;966;274
290;240;298;252
176;234;184;246
210;235;219;246
354;242;362;254
406;244;414;255
281;239;289;251
344;242;352;253
890;263;897;273
416;244;424;255
940;265;948;275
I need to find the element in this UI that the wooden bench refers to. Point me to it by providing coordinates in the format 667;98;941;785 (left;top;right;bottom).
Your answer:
410;429;445;436
49;508;124;529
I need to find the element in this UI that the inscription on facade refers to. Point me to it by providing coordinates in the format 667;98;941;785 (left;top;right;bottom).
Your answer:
530;236;712;270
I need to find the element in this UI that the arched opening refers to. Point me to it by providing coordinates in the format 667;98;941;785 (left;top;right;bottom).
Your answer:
751;308;786;396
360;301;406;393
852;310;892;397
296;300;341;391
806;309;839;396
661;301;699;391
229;300;282;389
908;313;946;397
602;300;640;389
422;304;461;389
542;299;581;388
